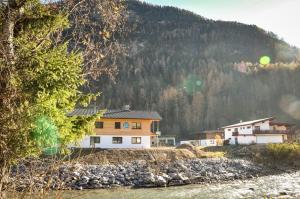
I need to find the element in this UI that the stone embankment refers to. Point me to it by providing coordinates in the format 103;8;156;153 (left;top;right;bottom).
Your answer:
10;158;271;191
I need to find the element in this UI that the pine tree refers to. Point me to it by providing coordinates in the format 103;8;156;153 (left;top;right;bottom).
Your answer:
0;0;122;191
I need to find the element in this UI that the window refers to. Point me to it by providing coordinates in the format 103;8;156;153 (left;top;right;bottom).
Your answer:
112;137;122;144
167;139;175;146
247;126;251;129
234;128;238;132
209;140;215;144
115;122;121;129
227;129;231;131
132;137;141;144
95;121;103;129
90;136;100;145
132;122;141;129
123;122;129;129
255;126;260;130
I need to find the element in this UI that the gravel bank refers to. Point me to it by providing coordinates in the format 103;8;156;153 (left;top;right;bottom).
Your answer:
9;158;274;191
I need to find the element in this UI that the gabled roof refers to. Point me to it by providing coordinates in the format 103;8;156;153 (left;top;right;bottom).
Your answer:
222;117;274;129
67;108;101;117
67;107;162;120
103;110;162;120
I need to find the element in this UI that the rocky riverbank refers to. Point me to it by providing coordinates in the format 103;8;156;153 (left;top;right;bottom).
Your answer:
9;158;281;191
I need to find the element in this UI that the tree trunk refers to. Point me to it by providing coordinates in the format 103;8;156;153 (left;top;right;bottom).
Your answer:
0;1;18;64
1;11;15;63
0;160;7;197
0;3;18;108
0;2;18;194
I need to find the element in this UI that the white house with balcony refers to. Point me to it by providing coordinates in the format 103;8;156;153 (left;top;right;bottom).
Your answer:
223;117;294;145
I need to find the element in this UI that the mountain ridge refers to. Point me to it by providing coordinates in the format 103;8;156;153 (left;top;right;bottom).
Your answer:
88;0;300;138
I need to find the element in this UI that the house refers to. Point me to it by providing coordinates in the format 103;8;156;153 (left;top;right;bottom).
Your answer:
156;137;176;147
68;105;162;149
180;130;224;147
223;117;295;145
199;130;224;146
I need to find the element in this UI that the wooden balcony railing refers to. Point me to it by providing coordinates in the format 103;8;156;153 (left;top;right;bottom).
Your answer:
232;130;294;136
253;130;292;135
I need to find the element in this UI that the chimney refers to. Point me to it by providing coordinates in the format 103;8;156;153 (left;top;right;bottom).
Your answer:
240;120;243;123
122;105;130;111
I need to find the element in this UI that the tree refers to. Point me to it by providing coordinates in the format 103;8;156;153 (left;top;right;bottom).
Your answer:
0;0;126;193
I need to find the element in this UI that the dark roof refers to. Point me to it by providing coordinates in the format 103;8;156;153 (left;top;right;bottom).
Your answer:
270;121;295;127
67;108;101;117
67;108;162;120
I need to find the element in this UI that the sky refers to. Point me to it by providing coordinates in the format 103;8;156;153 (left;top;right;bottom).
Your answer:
141;0;300;48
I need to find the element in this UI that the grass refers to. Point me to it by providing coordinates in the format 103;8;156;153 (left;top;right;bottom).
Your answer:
199;151;225;158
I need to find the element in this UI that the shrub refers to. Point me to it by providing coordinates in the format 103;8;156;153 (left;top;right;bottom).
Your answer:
266;143;300;162
223;139;230;145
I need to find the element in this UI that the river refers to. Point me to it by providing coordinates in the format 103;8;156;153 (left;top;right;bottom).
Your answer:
56;171;300;199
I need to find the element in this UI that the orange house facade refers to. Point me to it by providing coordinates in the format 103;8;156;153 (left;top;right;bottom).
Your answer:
69;106;162;149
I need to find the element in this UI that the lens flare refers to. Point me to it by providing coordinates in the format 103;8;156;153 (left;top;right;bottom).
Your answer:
259;56;271;65
183;75;203;95
31;116;59;155
279;95;300;120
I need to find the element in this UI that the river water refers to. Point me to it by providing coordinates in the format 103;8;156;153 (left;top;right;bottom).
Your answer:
57;171;300;199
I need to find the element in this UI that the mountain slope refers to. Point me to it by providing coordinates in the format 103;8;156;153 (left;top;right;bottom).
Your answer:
89;0;300;138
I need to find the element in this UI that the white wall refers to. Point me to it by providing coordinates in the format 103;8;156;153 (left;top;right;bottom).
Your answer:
224;128;238;145
224;128;233;140
237;125;253;135
253;121;270;131
180;139;224;147
256;135;283;144
237;136;256;145
200;139;220;147
180;140;200;146
75;135;151;149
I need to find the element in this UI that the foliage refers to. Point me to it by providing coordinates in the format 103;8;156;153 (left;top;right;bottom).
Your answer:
223;140;230;146
215;135;223;146
0;0;123;193
6;2;93;156
64;0;127;80
266;143;300;162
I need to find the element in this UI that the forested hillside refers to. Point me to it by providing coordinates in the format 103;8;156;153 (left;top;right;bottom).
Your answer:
87;0;300;139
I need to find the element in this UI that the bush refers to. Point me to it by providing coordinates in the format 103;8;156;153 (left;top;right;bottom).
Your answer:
223;139;230;145
266;143;300;162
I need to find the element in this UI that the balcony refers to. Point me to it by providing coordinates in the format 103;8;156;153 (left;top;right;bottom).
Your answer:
253;130;292;135
232;131;239;136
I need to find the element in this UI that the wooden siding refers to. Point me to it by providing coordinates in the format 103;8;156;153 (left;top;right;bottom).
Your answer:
94;118;158;136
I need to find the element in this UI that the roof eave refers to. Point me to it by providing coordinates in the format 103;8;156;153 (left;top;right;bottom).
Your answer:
101;117;162;120
222;117;275;129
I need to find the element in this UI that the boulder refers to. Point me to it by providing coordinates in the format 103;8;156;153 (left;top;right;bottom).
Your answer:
155;176;167;186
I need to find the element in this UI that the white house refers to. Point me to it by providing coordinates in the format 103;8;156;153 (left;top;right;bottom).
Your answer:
223;117;294;145
198;130;224;146
68;105;162;149
179;130;224;147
